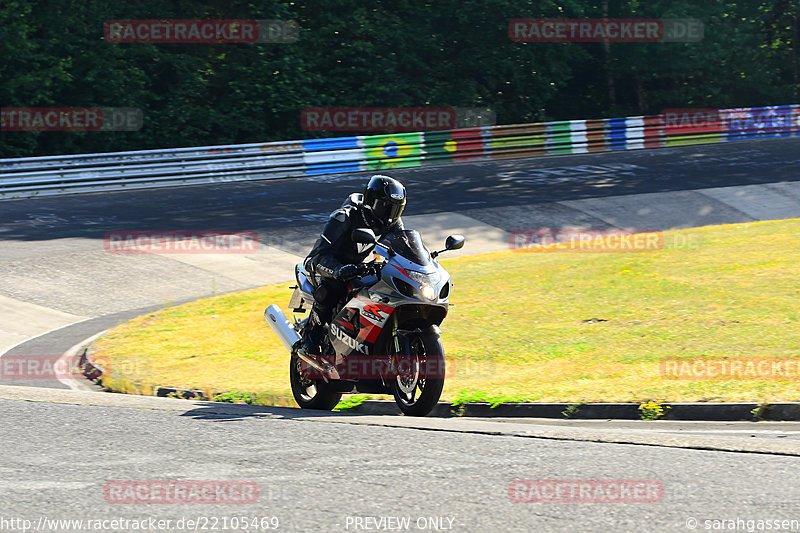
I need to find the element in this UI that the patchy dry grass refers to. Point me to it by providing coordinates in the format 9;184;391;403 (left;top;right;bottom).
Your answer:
91;219;800;405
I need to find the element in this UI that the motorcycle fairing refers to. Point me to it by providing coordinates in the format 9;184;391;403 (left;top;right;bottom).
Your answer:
330;293;395;356
290;263;316;311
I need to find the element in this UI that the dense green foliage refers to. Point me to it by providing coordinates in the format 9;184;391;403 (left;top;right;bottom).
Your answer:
1;0;797;156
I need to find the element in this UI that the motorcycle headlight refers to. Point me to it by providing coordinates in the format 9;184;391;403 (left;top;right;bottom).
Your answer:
406;269;440;284
420;283;436;301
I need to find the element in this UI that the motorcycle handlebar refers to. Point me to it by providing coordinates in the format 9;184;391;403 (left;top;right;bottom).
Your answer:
362;258;386;278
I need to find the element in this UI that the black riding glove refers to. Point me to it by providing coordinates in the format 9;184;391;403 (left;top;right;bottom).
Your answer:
335;264;363;281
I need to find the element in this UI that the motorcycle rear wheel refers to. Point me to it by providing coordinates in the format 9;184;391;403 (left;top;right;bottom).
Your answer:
289;354;342;411
390;331;445;417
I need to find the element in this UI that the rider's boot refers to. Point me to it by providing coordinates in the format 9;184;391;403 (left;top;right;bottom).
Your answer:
300;308;326;355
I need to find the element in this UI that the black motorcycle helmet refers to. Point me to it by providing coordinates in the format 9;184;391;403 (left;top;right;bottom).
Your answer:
362;175;406;232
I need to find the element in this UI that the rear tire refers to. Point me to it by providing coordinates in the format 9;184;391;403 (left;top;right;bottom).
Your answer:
390;331;445;417
289;354;342;411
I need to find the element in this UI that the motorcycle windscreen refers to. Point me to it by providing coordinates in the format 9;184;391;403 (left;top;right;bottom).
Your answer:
379;230;432;266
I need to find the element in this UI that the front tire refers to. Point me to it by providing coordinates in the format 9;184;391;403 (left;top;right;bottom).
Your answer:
289;354;342;411
390;331;445;417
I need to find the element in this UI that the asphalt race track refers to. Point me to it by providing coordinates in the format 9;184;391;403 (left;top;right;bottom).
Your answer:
2;387;800;532
3;137;800;243
2;138;800;532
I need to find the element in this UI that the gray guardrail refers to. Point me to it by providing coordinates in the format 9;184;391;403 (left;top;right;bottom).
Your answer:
0;140;307;198
1;104;797;199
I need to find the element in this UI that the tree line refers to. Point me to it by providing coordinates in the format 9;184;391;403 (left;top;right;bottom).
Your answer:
1;0;797;156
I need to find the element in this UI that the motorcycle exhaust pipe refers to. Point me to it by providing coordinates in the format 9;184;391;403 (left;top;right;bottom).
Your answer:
264;304;302;350
264;304;327;374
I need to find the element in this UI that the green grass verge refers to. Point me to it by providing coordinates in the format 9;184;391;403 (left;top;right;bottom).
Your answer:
91;219;800;405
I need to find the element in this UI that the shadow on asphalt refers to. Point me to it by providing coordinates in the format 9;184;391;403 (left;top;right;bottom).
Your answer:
178;401;392;422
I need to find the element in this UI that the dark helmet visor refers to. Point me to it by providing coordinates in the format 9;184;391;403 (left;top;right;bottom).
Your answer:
372;200;405;227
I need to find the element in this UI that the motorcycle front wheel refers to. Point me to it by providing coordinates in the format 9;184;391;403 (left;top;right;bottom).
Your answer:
390;330;445;417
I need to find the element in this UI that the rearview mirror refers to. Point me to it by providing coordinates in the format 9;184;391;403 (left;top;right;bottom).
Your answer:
431;234;466;258
445;234;465;251
352;228;378;245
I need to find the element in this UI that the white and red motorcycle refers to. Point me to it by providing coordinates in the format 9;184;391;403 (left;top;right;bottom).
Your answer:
265;228;464;416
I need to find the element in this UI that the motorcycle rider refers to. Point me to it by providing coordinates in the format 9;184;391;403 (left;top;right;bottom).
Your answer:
300;175;407;355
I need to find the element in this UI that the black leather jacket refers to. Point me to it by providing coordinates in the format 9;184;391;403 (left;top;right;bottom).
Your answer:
305;193;404;283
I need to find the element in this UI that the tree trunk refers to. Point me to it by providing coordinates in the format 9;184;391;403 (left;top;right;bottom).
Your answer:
603;0;616;110
636;76;647;114
794;8;798;99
